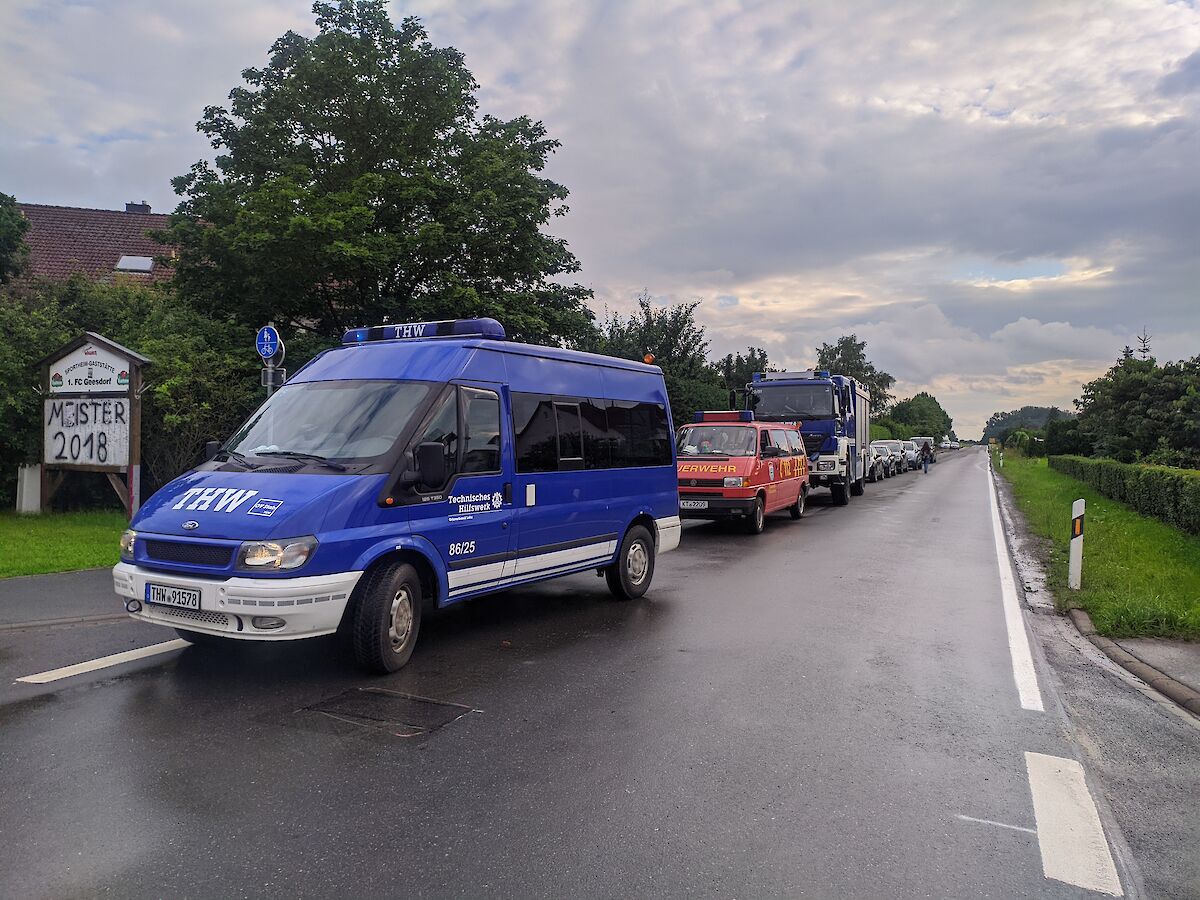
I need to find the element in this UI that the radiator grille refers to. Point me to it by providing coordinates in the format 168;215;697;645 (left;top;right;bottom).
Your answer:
145;540;233;567
678;478;725;488
802;434;826;456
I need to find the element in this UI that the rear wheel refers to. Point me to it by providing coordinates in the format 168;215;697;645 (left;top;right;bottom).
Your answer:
789;488;806;520
351;560;423;674
606;525;655;599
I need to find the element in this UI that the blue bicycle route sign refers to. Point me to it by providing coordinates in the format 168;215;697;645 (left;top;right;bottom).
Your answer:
255;325;281;360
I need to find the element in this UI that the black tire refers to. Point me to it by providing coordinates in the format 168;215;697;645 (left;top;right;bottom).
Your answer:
831;478;849;505
606;525;655;599
867;467;876;484
850;468;865;496
743;496;767;534
351;560;423;674
174;628;233;648
789;488;806;519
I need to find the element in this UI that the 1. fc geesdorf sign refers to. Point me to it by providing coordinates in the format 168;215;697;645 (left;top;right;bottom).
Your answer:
43;397;130;467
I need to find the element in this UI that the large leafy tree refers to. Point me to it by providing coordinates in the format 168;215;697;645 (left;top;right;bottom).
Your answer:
594;295;727;427
1074;350;1200;467
889;392;955;442
0;191;30;284
981;405;1069;442
815;334;896;410
163;0;594;345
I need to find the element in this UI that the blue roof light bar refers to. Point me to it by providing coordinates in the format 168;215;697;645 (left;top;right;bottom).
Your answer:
342;318;506;345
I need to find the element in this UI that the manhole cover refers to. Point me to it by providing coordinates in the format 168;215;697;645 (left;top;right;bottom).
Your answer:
304;688;475;738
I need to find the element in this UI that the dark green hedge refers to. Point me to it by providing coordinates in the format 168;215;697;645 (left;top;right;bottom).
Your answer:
1049;455;1200;535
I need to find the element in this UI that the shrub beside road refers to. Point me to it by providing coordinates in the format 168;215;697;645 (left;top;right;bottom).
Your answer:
1049;454;1200;535
0;510;125;578
995;452;1200;639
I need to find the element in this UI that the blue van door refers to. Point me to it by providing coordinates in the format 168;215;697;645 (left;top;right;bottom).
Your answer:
406;384;516;603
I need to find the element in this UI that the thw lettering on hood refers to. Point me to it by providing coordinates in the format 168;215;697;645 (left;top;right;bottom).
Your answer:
171;487;260;512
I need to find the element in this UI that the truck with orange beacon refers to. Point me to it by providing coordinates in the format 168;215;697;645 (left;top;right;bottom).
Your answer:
675;411;810;534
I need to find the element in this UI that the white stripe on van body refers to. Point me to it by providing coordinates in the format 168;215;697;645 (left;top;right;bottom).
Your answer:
447;540;617;599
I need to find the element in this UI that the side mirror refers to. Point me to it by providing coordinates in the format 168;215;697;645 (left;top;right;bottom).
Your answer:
762;445;783;458
414;441;448;489
728;389;737;410
204;440;221;461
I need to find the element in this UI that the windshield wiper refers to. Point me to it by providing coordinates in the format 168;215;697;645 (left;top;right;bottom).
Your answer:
255;450;348;472
218;448;260;470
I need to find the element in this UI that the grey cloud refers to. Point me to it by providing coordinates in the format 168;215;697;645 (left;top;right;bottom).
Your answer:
1159;49;1200;95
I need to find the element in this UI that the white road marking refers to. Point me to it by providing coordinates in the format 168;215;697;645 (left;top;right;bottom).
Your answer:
955;814;1037;835
15;639;189;684
1026;752;1123;896
988;466;1044;711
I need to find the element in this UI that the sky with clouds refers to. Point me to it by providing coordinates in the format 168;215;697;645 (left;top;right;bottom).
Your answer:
2;0;1197;436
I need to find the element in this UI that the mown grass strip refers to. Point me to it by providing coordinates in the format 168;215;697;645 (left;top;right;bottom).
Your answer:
993;453;1200;639
0;510;126;579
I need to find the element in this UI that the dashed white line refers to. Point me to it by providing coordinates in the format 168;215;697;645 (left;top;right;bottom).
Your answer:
1026;752;1123;896
15;639;188;684
987;465;1044;711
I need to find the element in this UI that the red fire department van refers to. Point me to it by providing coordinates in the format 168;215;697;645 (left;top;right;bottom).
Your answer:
676;411;810;534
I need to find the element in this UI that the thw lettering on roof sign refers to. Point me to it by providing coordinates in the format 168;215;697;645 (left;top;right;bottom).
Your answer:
171;487;259;512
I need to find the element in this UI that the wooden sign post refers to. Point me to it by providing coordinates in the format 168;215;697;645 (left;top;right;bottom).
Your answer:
33;333;150;518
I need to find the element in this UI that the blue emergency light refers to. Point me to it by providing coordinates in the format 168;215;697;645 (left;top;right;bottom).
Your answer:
342;318;506;345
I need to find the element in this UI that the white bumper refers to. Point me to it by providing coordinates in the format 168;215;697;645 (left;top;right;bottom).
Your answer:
113;562;362;641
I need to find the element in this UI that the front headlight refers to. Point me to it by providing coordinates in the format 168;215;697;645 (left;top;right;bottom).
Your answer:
817;460;835;471
723;476;744;488
236;536;318;571
119;529;137;560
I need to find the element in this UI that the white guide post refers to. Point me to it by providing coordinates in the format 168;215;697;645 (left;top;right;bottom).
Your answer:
1068;498;1085;590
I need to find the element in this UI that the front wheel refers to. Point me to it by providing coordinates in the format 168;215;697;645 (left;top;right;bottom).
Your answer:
744;496;767;534
606;525;655;600
351;561;423;674
789;488;806;520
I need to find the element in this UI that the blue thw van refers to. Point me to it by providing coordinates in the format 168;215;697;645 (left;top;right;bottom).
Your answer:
113;319;681;672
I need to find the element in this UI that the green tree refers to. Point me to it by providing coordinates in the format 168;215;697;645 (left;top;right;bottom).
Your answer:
1074;350;1200;467
163;0;594;346
815;334;896;411
594;295;727;427
715;346;773;392
0;192;30;284
890;392;954;442
981;405;1069;442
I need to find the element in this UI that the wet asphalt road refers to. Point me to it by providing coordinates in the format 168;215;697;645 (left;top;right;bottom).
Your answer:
1;449;1197;898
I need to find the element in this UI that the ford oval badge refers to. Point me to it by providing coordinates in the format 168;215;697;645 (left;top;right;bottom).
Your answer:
182;520;200;530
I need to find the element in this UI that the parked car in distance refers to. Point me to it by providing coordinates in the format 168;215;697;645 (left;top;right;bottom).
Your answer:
910;437;937;462
867;444;888;482
870;441;897;477
879;440;909;473
950;441;961;450
901;440;918;470
940;440;952;449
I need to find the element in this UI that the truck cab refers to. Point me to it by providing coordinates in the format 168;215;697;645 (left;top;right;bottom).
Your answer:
739;371;871;506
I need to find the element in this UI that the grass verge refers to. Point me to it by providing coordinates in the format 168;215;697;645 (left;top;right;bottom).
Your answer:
993;452;1200;639
0;510;126;579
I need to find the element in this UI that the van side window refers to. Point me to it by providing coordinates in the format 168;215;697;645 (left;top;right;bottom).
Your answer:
512;394;557;472
513;393;671;472
554;402;584;470
461;387;501;474
770;429;795;454
413;389;458;490
759;430;773;455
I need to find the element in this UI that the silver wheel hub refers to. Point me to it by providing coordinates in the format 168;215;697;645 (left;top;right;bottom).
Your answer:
388;587;413;650
627;541;649;585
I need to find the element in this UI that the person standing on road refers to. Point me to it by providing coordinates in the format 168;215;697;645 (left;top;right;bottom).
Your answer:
920;441;933;474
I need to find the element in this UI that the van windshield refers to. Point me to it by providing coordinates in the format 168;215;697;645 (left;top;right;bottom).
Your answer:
750;384;834;420
677;425;757;457
225;380;433;465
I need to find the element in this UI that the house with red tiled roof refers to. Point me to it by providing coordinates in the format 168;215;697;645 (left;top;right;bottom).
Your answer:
16;202;177;282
